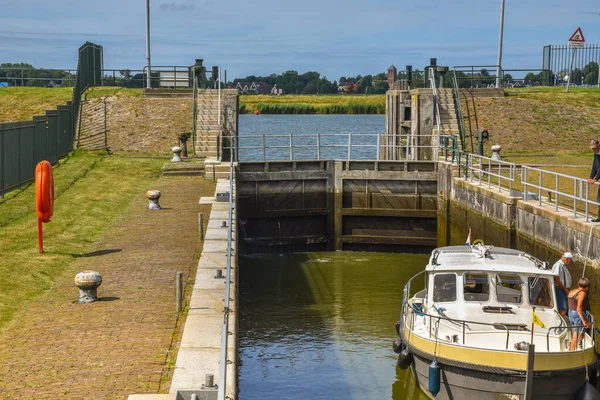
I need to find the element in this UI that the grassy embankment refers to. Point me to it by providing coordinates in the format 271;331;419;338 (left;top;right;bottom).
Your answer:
239;94;385;114
0;87;73;121
0;151;164;329
0;87;143;122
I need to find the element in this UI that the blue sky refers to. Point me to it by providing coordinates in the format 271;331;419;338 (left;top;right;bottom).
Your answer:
1;0;600;80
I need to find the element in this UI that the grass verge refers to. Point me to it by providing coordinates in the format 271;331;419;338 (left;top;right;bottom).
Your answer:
0;87;73;122
0;151;164;329
506;87;600;109
240;94;385;114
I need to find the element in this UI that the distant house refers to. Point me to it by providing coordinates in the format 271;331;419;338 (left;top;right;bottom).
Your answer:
270;85;284;96
235;81;271;94
338;83;358;93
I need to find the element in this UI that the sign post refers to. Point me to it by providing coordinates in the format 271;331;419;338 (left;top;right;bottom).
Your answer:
566;27;585;93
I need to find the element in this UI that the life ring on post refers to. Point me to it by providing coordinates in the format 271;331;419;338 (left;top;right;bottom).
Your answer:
35;160;54;223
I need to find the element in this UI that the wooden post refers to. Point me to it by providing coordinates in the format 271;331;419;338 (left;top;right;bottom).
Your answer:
176;271;183;312
198;212;204;241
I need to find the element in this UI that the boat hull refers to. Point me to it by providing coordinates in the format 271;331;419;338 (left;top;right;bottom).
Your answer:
408;345;596;400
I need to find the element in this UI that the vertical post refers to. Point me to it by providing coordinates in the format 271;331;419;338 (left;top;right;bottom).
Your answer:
555;175;559;211
574;180;577;218
347;133;352;161
376;133;381;161
217;67;222;161
289;134;293;160
566;48;576;93
539;172;543;206
496;0;506;88
262;134;266;161
198;212;204;241
38;217;43;253
176;271;183;312
524;344;535;399
317;133;321;160
145;0;152;89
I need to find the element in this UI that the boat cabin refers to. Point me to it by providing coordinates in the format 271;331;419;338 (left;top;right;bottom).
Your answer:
405;245;586;352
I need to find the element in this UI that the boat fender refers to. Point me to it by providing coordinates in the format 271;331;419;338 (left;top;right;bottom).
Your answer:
576;382;600;400
428;359;441;397
395;320;401;335
393;339;403;354
396;348;412;370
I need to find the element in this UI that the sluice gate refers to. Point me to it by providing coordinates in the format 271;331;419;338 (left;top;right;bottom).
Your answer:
236;160;438;254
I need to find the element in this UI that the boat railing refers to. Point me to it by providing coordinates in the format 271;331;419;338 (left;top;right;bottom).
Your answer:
406;303;511;350
545;325;589;352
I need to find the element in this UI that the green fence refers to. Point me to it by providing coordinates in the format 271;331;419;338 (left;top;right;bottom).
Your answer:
0;41;103;198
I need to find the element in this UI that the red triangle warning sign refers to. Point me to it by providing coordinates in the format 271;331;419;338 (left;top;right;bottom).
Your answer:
569;27;585;43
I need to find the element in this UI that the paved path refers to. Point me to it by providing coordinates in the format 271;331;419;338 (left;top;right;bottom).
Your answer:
0;175;214;400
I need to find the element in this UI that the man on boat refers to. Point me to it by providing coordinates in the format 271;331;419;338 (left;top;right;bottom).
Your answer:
588;139;600;222
552;252;573;317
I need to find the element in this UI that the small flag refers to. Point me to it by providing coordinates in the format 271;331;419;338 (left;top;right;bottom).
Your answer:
532;309;546;329
465;227;472;246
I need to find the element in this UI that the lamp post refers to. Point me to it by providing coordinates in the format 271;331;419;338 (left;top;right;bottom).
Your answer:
496;0;506;88
145;0;152;89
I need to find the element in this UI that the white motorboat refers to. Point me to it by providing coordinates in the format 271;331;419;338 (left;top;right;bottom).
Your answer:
394;245;599;400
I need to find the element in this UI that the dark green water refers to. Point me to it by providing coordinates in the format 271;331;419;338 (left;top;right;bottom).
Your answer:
238;252;430;400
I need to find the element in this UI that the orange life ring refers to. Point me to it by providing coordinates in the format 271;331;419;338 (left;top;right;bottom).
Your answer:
35;161;54;223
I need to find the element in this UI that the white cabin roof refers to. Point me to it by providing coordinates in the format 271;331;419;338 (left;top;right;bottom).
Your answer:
426;246;554;276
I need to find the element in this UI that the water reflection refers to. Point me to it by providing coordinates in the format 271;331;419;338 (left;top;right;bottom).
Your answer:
239;252;429;400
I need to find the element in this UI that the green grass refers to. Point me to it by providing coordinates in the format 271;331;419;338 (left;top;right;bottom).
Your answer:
240;94;385;114
0;151;164;329
0;87;73;122
506;87;600;109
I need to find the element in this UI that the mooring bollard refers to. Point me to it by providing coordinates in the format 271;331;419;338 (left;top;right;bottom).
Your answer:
171;146;183;162
74;271;103;304
176;271;183;312
221;221;227;228
198;212;204;241
491;144;502;161
215;269;223;279
205;373;214;388
146;190;162;210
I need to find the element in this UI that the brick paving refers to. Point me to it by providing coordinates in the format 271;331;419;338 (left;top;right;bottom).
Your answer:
0;175;214;400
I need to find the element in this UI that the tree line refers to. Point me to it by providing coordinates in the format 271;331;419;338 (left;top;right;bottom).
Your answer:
231;70;391;94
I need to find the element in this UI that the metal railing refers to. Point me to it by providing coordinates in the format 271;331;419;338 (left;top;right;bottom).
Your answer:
230;133;442;162
467;153;516;193
217;157;234;400
451;71;467;150
438;138;600;221
428;67;442;136
521;166;600;221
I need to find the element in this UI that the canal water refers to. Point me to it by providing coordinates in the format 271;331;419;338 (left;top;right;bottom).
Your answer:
238;252;430;400
238;114;385;162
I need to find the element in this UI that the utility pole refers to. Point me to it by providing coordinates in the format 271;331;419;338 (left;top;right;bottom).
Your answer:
496;0;506;88
145;0;152;89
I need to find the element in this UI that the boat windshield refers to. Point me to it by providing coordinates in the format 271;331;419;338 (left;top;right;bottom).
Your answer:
464;272;489;302
433;273;456;302
528;276;553;308
496;274;523;304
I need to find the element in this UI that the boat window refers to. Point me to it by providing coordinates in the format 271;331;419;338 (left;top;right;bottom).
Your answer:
528;276;553;308
496;274;523;304
433;274;456;302
464;272;489;302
